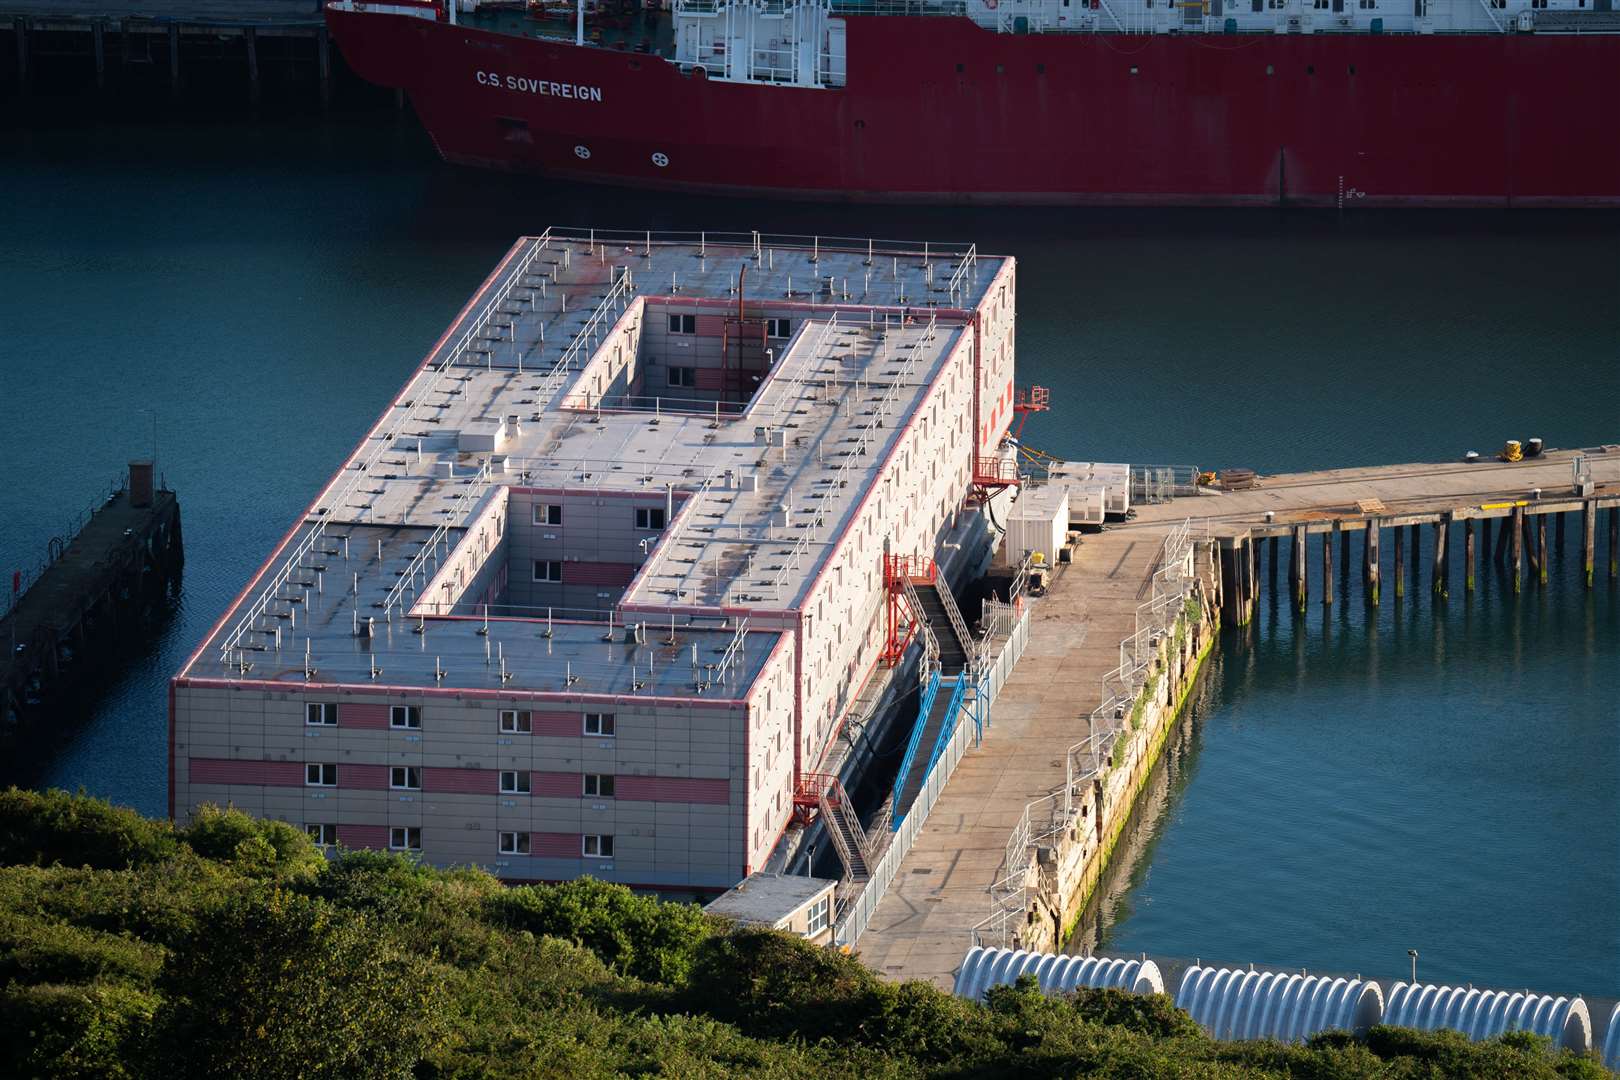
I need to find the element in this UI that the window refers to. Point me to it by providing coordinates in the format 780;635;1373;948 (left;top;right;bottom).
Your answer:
500;709;532;733
533;560;562;583
583;773;615;798
500;770;531;794
390;766;421;790
390;705;421;729
306;702;337;726
390;826;421;851
807;895;830;935
766;317;791;339
499;831;530;855
584;712;616;737
533;503;562;526
306;763;336;787
583;834;614;858
668;365;696;388
306;823;337;846
635;507;666;531
667;313;695;334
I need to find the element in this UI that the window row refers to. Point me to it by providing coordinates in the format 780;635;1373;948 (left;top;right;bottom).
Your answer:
303;706;616;737
527;504;666;530
302;764;618;796
666;314;792;339
305;824;613;859
306;703;419;728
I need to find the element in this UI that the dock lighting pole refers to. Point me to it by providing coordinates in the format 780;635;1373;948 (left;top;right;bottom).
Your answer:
1407;949;1418;985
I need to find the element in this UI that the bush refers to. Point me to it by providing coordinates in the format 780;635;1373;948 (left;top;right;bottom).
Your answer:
489;877;717;986
0;911;164;986
177;804;324;878
150;888;446;1080
0;981;157;1080
0;789;176;871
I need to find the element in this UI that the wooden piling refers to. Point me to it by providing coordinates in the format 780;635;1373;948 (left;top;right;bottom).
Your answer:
14;18;27;95
1523;511;1539;579
1364;520;1380;606
92;18;106;90
1464;519;1476;593
1511;505;1523;594
1580;501;1595;588
1432;515;1449;598
1409;522;1421;590
317;26;332;107
1323;524;1335;607
245;27;261;106
1494;515;1510;566
169;24;181;98
1394;525;1405;600
1610;506;1618;580
1556;510;1566;552
1291;525;1307;612
1536;514;1548;586
1248;536;1259;619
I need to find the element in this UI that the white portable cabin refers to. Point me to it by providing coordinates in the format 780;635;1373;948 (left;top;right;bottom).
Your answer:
1051;461;1131;517
1006;484;1069;562
1057;480;1106;527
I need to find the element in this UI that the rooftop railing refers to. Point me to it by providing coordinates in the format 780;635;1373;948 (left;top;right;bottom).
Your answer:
216;232;559;664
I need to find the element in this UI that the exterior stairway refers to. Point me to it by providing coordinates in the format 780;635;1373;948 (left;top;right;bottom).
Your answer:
912;582;968;674
893;672;960;820
818;777;871;882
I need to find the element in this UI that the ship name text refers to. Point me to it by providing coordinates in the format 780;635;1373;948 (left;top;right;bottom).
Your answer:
476;70;604;102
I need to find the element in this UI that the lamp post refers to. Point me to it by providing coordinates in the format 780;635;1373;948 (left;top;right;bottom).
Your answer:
1407;949;1419;985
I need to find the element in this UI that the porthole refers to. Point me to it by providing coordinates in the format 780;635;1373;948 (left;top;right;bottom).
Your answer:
651;152;669;167
574;144;591;159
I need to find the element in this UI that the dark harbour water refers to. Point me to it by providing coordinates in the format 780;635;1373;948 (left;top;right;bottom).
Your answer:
2;103;1616;998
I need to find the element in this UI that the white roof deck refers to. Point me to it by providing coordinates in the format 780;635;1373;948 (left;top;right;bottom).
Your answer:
186;229;1005;695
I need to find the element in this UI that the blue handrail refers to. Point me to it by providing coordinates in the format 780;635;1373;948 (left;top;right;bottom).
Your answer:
890;667;941;828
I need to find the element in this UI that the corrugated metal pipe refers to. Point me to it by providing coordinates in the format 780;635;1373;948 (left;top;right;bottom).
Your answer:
1383;983;1592;1053
1174;966;1385;1043
953;947;1164;1002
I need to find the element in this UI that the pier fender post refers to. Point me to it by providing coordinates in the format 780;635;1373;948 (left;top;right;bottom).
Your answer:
1511;505;1524;594
1609;506;1618;580
1290;525;1307;613
1247;537;1259;625
1408;522;1421;591
1364;519;1380;606
1432;514;1450;599
93;18;106;90
14;18;27;96
1580;500;1595;588
1394;524;1405;600
245;27;260;107
317;26;332;108
1464;519;1476;594
1537;514;1549;586
168;24;180;98
1322;524;1335;607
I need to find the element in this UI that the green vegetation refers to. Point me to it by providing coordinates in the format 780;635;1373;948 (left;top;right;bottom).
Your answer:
1;789;1612;1079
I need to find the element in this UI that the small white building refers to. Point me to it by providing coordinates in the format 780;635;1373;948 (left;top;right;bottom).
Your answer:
706;873;837;944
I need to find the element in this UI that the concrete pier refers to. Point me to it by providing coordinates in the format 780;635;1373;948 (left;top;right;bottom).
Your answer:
2;464;183;733
852;445;1619;988
3;1;333;103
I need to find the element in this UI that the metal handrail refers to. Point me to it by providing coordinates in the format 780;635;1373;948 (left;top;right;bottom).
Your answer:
217;231;559;661
380;459;495;618
975;521;1203;949
741;309;941;605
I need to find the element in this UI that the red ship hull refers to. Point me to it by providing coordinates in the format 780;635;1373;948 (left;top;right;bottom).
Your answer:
327;8;1620;206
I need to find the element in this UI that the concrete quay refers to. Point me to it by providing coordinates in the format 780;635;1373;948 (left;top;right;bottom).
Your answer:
855;444;1620;989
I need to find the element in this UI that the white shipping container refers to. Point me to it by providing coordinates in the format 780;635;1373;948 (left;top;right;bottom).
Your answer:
1006;485;1068;561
